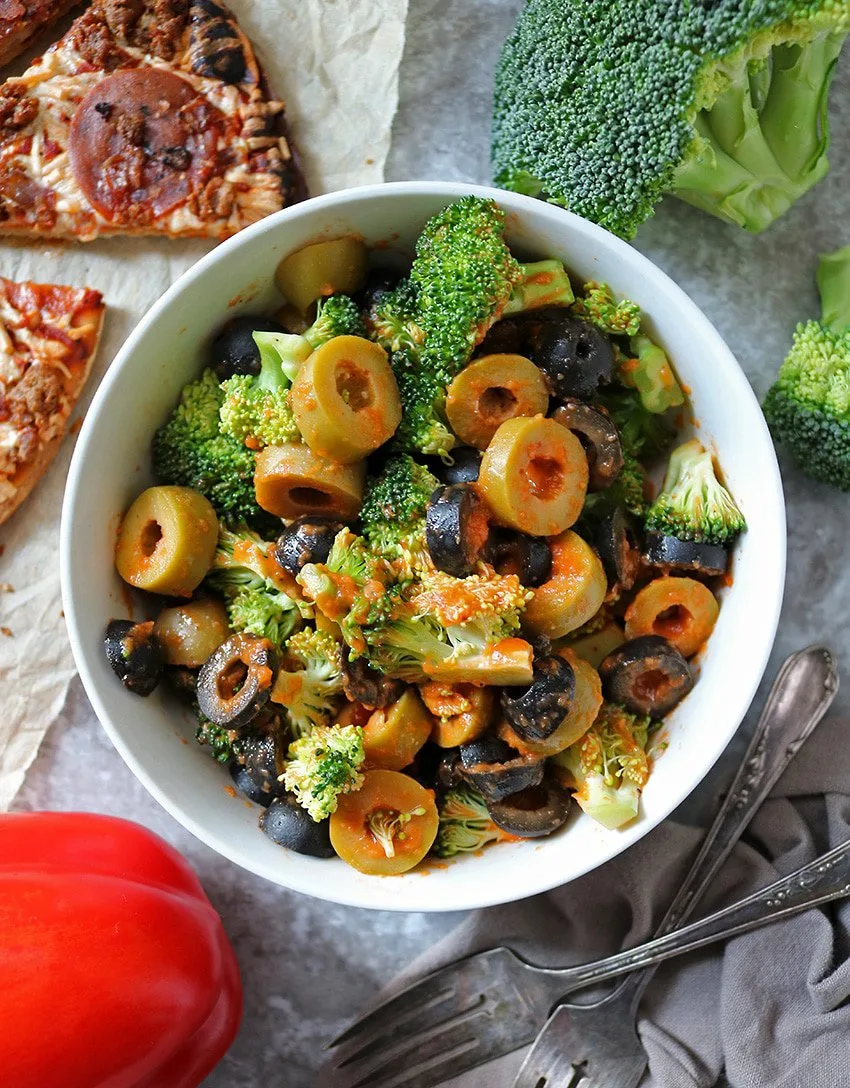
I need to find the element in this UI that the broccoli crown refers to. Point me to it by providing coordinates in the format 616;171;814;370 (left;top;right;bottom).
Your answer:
195;713;243;763
389;197;525;456
152;369;267;529
366;279;424;354
283;723;365;821
571;282;641;338
360;455;440;555
433;785;514;858
219;332;301;450
555;702;651;829
206;527;306;643
764;246;850;490
492;0;849;238
305;294;365;347
273;627;346;739
644;438;747;545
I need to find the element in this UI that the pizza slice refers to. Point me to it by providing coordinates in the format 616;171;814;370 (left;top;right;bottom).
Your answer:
0;0;81;69
0;0;306;241
0;276;104;525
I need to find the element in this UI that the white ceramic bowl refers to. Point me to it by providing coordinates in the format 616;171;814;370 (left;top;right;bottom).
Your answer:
61;182;786;912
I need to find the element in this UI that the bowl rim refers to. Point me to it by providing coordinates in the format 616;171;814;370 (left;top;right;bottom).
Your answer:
61;180;786;911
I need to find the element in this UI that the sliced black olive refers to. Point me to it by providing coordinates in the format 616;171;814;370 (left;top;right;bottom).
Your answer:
407;741;446;790
489;529;552;588
163;665;198;703
274;516;344;576
342;656;405;710
431;447;482;486
240;733;284;794
459;736;545;803
230;763;276;807
500;655;575;742
487;778;572;839
551;401;623;489
426;483;490;578
530;315;614;401
209;314;286;381
436;748;463;791
260;795;336;858
104;619;163;697
475;317;529;358
643;531;729;577
197;633;279;727
599;635;694;716
595;508;641;591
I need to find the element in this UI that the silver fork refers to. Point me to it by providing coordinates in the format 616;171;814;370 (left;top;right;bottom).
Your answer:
324;646;839;1088
511;644;840;1088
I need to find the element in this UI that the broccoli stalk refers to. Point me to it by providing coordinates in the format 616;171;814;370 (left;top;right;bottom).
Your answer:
434;785;516;857
152;369;270;530
644;439;747;545
374;197;573;456
283;724;366;821
493;0;848;239
220;295;364;450
270;627;346;738
620;335;684;415
206;526;308;644
763;246;850;490
553;703;651;830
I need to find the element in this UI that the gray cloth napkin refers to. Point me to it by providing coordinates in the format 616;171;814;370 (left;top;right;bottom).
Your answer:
327;716;850;1088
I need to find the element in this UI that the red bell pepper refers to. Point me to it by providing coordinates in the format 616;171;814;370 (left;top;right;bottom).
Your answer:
0;812;242;1088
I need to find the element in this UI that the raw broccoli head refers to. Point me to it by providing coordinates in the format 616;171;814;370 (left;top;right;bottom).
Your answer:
272;627;346;739
360;455;440;558
283;723;365;821
554;702;652;830
764;246;850;490
571;282;641;338
433;785;515;858
219;335;301;449
152;369;269;530
206;526;306;644
493;0;849;238
644;438;747;545
304;294;365;347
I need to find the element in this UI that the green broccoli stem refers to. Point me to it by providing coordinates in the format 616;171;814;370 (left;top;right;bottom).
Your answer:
254;331;312;384
673;33;846;232
503;259;574;314
622;335;684;414
817;245;850;332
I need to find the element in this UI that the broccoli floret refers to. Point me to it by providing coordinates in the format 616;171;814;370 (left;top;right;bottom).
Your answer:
492;0;849;239
206;526;307;644
152;369;268;529
195;713;243;764
374;198;573;456
283;724;365;821
571;282;641;338
360;455;440;560
763;246;850;490
644;439;746;545
620;335;685;415
554;703;652;830
254;294;366;378
596;391;677;463
434;785;515;858
581;452;648;526
271;627;346;739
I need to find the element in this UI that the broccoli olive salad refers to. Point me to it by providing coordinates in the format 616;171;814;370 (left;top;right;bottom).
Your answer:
105;196;746;876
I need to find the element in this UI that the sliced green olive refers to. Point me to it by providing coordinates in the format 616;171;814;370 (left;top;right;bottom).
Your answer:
625;576;719;658
275;237;368;313
152;597;231;668
329;770;439;875
445;354;549;450
478;415;588;537
566;621;626;669
291;336;401;463
254;443;365;520
115;486;218;597
419;681;497;747
522;530;607;639
362;688;435;771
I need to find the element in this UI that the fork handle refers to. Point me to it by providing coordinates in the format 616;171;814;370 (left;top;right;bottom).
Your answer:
547;835;850;995
604;646;838;1010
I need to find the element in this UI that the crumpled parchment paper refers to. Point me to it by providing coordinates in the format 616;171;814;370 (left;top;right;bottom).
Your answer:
0;0;408;810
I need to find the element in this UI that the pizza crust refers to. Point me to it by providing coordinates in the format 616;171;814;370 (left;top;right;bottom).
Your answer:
0;0;81;69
